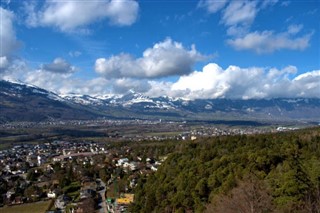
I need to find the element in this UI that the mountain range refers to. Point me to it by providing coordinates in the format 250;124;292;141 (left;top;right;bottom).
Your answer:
1;80;320;123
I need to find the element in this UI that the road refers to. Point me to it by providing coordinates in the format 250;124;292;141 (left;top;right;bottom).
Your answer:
97;179;108;213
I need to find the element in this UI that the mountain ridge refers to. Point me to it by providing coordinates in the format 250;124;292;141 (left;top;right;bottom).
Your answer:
1;80;320;123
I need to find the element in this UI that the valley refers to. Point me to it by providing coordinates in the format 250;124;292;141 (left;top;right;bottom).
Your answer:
1;118;319;212
1;1;319;212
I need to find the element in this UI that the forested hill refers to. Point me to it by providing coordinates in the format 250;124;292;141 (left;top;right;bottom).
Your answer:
131;127;320;213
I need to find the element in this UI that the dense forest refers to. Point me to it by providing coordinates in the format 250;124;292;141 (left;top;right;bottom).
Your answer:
131;127;320;213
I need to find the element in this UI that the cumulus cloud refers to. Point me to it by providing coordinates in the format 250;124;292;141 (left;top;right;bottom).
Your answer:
227;30;312;53
113;78;151;94
171;63;265;99
165;63;320;99
0;61;111;96
40;58;76;73
104;0;139;26
292;70;320;97
2;60;320;100
197;0;228;13
145;81;175;97
1;58;147;96
24;71;111;95
24;0;139;32
0;7;20;61
95;38;206;79
0;7;22;73
13;69;149;96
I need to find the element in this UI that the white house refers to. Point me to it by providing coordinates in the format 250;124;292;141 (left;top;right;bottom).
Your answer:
117;158;129;166
47;191;57;198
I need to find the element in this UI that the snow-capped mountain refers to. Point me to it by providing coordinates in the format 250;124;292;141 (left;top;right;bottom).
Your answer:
61;90;177;110
1;79;320;123
0;80;99;122
61;94;106;106
1;79;64;102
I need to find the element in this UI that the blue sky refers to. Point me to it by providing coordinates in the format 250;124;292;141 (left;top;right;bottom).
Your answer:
0;0;319;99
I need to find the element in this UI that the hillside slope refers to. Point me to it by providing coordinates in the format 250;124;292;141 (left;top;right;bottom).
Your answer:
0;80;99;122
1;80;320;122
131;128;320;212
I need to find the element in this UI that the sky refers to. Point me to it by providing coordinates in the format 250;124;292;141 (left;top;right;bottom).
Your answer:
0;0;319;99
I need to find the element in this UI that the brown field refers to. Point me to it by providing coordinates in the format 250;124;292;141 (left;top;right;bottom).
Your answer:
0;201;51;213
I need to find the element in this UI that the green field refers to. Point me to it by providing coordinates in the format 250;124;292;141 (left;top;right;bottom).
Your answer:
0;201;51;213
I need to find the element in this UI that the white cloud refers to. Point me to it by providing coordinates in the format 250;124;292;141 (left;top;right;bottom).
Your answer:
24;70;72;91
287;24;303;34
2;60;320;99
40;58;76;73
105;0;139;26
0;56;9;70
198;0;228;13
171;63;265;99
0;7;19;57
15;69;149;96
113;78;151;94
1;62;111;96
165;63;320;99
267;65;297;79
260;0;279;8
95;38;206;79
197;0;312;54
24;70;111;95
226;25;250;37
1;59;32;81
145;81;175;98
292;70;320;98
172;63;224;92
227;30;312;53
0;58;146;96
227;18;313;54
24;0;139;32
95;54;139;78
222;1;257;27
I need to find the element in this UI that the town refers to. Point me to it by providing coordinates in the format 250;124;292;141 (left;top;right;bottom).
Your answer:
0;138;167;212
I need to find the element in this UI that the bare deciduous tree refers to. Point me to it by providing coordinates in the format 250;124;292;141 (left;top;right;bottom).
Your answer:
205;177;273;213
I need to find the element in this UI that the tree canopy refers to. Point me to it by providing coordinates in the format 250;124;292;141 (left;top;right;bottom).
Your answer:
131;127;320;213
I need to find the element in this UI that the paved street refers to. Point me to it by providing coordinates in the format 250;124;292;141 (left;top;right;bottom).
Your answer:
97;179;108;213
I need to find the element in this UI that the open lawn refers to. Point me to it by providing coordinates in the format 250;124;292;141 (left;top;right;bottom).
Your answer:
0;201;51;213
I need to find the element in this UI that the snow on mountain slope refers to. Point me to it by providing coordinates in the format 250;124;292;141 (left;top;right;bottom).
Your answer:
61;94;106;106
1;79;65;102
0;80;99;122
1;79;320;122
59;90;178;110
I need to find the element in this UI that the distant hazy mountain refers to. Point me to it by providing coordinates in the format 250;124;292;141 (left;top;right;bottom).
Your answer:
1;80;320;123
